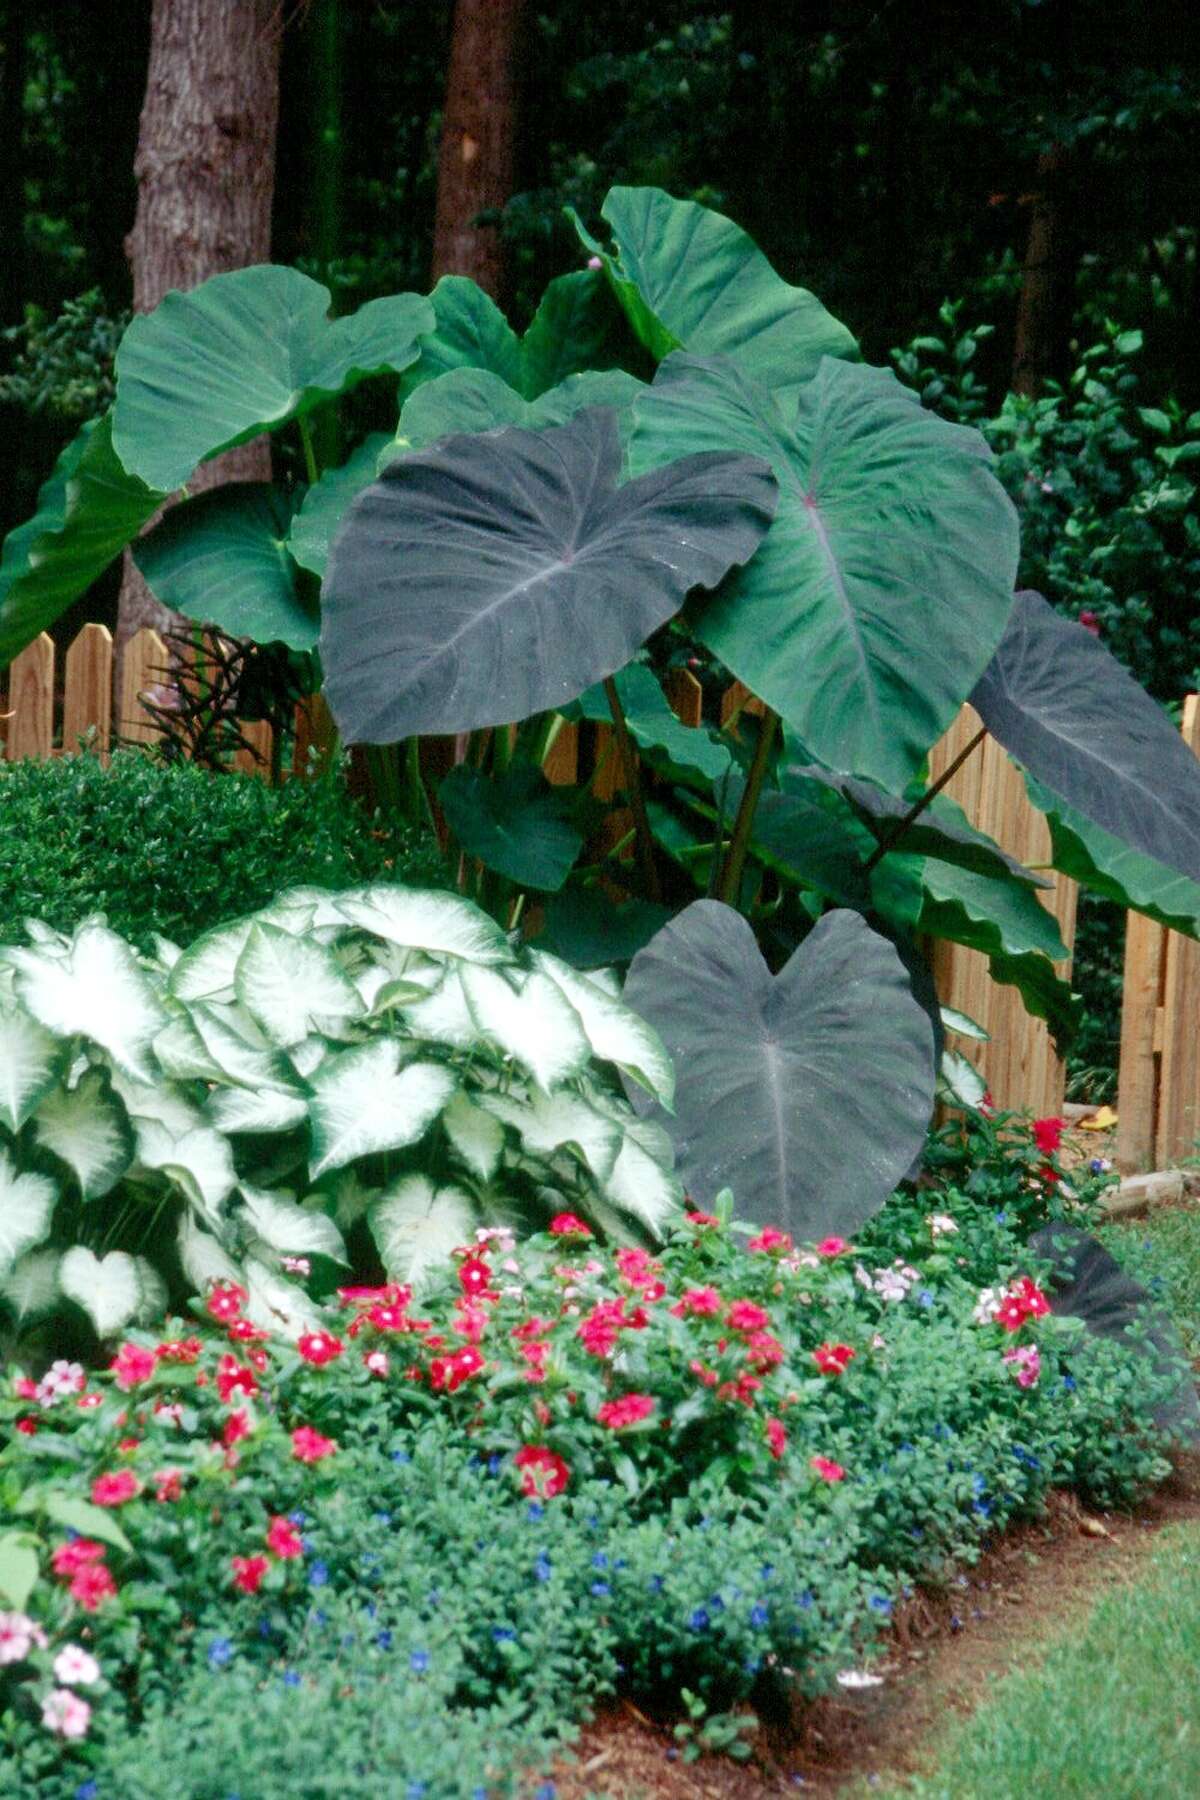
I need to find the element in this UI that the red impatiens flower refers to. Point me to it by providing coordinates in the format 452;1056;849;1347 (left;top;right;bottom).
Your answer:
231;1554;270;1595
365;1303;411;1334
576;1298;629;1359
815;1237;850;1258
669;1286;723;1318
811;1455;847;1483
52;1539;106;1578
153;1468;183;1503
748;1227;793;1255
513;1444;571;1499
765;1417;788;1460
685;1211;719;1228
216;1355;259;1404
812;1342;855;1376
549;1213;592;1239
291;1425;337;1463
1013;1276;1051;1319
223;1408;252;1449
227;1318;270;1343
429;1345;486;1393
297;1330;344;1367
745;1330;785;1372
726;1300;771;1334
615;1247;660;1288
265;1516;304;1560
15;1416;37;1435
995;1296;1031;1332
13;1375;38;1399
110;1342;158;1390
457;1255;492;1298
206;1281;247;1323
1031;1116;1064;1156
91;1470;141;1507
596;1393;656;1431
156;1337;202;1363
69;1563;118;1611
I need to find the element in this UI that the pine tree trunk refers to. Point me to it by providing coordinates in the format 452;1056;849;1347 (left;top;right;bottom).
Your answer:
1012;145;1067;399
115;0;282;655
430;0;526;299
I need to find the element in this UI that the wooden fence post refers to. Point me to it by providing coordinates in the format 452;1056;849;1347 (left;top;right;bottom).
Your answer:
4;634;55;761
62;622;114;755
117;628;168;746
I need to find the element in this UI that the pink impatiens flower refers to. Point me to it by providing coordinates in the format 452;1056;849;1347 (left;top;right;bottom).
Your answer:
811;1455;847;1483
91;1469;141;1507
765;1417;788;1460
231;1554;271;1594
596;1393;656;1430
110;1342;158;1390
41;1688;91;1739
206;1281;247;1323
297;1330;344;1367
266;1516;304;1560
1003;1344;1041;1388
549;1213;592;1239
669;1286;723;1319
0;1612;47;1665
815;1237;850;1258
291;1425;337;1463
748;1226;793;1255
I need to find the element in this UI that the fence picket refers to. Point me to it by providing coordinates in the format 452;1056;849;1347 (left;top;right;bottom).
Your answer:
1138;694;1200;1168
4;633;55;761
118;628;168;745
62;622;114;755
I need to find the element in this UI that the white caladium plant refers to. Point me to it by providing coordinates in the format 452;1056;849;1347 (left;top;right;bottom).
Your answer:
0;885;679;1342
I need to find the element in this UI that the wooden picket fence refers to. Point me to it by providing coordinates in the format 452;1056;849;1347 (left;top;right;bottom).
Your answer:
2;622;1198;1169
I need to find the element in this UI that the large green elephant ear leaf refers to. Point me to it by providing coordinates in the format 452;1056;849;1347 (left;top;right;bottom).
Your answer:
439;764;584;892
320;407;776;744
391;367;645;459
0;414;163;667
971;589;1200;885
570;186;858;394
112;266;434;491
286;435;393;580
622;901;936;1236
133;483;318;650
630;353;1020;792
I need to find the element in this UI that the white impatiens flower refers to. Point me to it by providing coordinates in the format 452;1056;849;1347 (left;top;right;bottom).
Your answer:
41;1688;91;1738
973;1285;1005;1325
873;1269;910;1302
929;1212;959;1236
0;1612;46;1664
35;1359;85;1405
53;1644;101;1686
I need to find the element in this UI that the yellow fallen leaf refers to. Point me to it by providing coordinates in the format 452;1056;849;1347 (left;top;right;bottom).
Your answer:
1079;1105;1117;1131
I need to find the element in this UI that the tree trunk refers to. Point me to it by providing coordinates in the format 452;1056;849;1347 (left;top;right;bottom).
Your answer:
116;0;282;656
430;0;526;299
1011;145;1067;399
0;2;28;330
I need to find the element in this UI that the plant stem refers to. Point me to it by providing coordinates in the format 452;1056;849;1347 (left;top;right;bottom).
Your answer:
716;707;778;907
862;726;988;873
603;675;661;901
298;414;320;487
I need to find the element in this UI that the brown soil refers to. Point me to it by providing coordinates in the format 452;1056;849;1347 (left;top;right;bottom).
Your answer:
543;1456;1200;1800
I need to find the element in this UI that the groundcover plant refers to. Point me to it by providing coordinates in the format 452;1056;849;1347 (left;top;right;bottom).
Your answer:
5;186;1200;1252
0;1168;1186;1796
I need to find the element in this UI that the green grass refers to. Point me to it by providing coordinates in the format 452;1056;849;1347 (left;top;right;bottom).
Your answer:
865;1521;1200;1800
1098;1209;1200;1358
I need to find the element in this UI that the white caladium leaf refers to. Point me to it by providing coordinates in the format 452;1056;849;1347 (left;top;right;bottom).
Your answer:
441;1090;505;1182
9;922;168;1081
150;934;183;971
235;922;365;1048
178;1211;240;1294
333;886;510;963
938;1048;988;1110
289;1036;330;1081
207;1086;310;1135
368;1175;476;1289
0;996;67;1131
238;1185;347;1263
20;919;70;952
135;1120;236;1221
401;970;478;1048
941;1004;989;1042
308;1040;457;1179
34;1069;135;1200
259;886;348;932
169;918;257;1003
485;1089;622;1182
133;1256;168;1322
531;949;675;1106
0;1151;57;1277
603;1132;682;1233
0;1246;61;1322
460;965;591;1089
242;1257;320;1340
153;1012;225;1081
189;1001;303;1094
111;1072;205;1138
59;1246;141;1338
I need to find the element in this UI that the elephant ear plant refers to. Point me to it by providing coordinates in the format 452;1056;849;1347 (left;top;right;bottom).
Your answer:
8;187;1200;1252
0;887;677;1349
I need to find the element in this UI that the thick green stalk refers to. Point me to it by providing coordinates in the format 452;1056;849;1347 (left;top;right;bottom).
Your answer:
716;708;778;907
603;676;662;901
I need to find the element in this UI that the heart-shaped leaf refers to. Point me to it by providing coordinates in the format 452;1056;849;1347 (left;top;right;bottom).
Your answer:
34;1069;135;1201
308;1041;456;1179
388;365;644;461
321;406;776;743
0;414;163;667
439;763;584;891
0;1150;56;1279
622;901;936;1235
287;434;393;579
971;590;1200;884
630;354;1020;791
58;1246;143;1338
533;890;673;969
368;1174;477;1291
134;482;318;650
571;186;857;396
113;266;434;491
0;997;69;1132
9;922;168;1083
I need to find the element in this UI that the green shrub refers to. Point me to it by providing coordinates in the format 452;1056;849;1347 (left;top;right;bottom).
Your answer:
0;749;447;952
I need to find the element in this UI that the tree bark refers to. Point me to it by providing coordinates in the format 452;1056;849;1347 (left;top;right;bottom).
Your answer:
116;0;282;655
430;0;526;299
1011;145;1067;399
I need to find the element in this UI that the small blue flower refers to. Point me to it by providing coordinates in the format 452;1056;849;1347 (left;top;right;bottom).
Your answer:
427;1589;441;1608
487;1452;503;1475
372;1510;392;1526
527;1502;545;1522
535;1786;556;1800
534;1554;553;1583
407;1784;428;1800
207;1638;234;1669
472;1790;489;1800
492;1626;517;1643
708;1594;725;1614
257;1617;273;1639
917;1290;935;1308
592;1551;609;1570
744;1655;762;1675
759;1563;775;1582
591;1581;611;1598
364;1601;377;1620
687;1607;710;1631
289;1510;309;1527
390;1449;411;1465
1062;1374;1077;1392
313;1609;329;1628
308;1560;329;1588
376;1630;393;1650
74;1784;99;1800
972;1474;988;1495
340;1633;355;1649
410;1648;430;1673
750;1603;769;1628
798;1590;814;1610
648;1574;665;1593
283;1670;301;1688
868;1594;892;1614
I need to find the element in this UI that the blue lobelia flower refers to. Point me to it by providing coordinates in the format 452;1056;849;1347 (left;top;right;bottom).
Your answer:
207;1638;234;1669
410;1648;430;1673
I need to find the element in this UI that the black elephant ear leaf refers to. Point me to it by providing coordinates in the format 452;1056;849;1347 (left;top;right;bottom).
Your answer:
971;590;1200;885
1029;1222;1200;1442
320;407;776;744
621;900;936;1237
